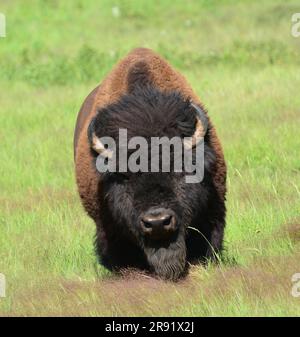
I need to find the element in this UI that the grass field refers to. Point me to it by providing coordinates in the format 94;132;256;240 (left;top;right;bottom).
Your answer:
0;0;300;316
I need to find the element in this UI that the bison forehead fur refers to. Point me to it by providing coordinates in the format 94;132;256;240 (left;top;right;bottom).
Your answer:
74;48;227;281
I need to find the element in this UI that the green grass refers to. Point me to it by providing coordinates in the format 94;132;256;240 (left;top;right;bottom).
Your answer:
1;0;300;316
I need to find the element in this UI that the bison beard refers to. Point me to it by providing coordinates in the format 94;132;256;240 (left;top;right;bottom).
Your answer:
143;234;187;280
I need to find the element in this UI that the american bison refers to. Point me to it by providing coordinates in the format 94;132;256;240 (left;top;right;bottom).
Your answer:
74;48;226;280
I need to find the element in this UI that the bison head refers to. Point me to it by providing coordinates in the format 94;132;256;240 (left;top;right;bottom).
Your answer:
87;85;215;280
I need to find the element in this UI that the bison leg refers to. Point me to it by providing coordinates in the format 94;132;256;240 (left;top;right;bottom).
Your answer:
205;221;225;262
187;197;226;264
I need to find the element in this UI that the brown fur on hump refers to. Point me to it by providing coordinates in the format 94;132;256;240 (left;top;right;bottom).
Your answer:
74;48;226;220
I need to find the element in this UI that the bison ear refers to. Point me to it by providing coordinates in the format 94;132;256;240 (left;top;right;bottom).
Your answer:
183;103;209;150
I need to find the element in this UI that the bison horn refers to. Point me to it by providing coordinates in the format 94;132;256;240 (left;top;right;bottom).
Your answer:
183;103;209;150
87;118;113;159
91;134;113;159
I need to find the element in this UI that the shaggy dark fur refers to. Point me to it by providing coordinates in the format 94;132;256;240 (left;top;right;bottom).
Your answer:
88;85;225;280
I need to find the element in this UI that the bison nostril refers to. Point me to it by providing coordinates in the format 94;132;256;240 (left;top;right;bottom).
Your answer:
142;220;152;229
162;215;172;226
